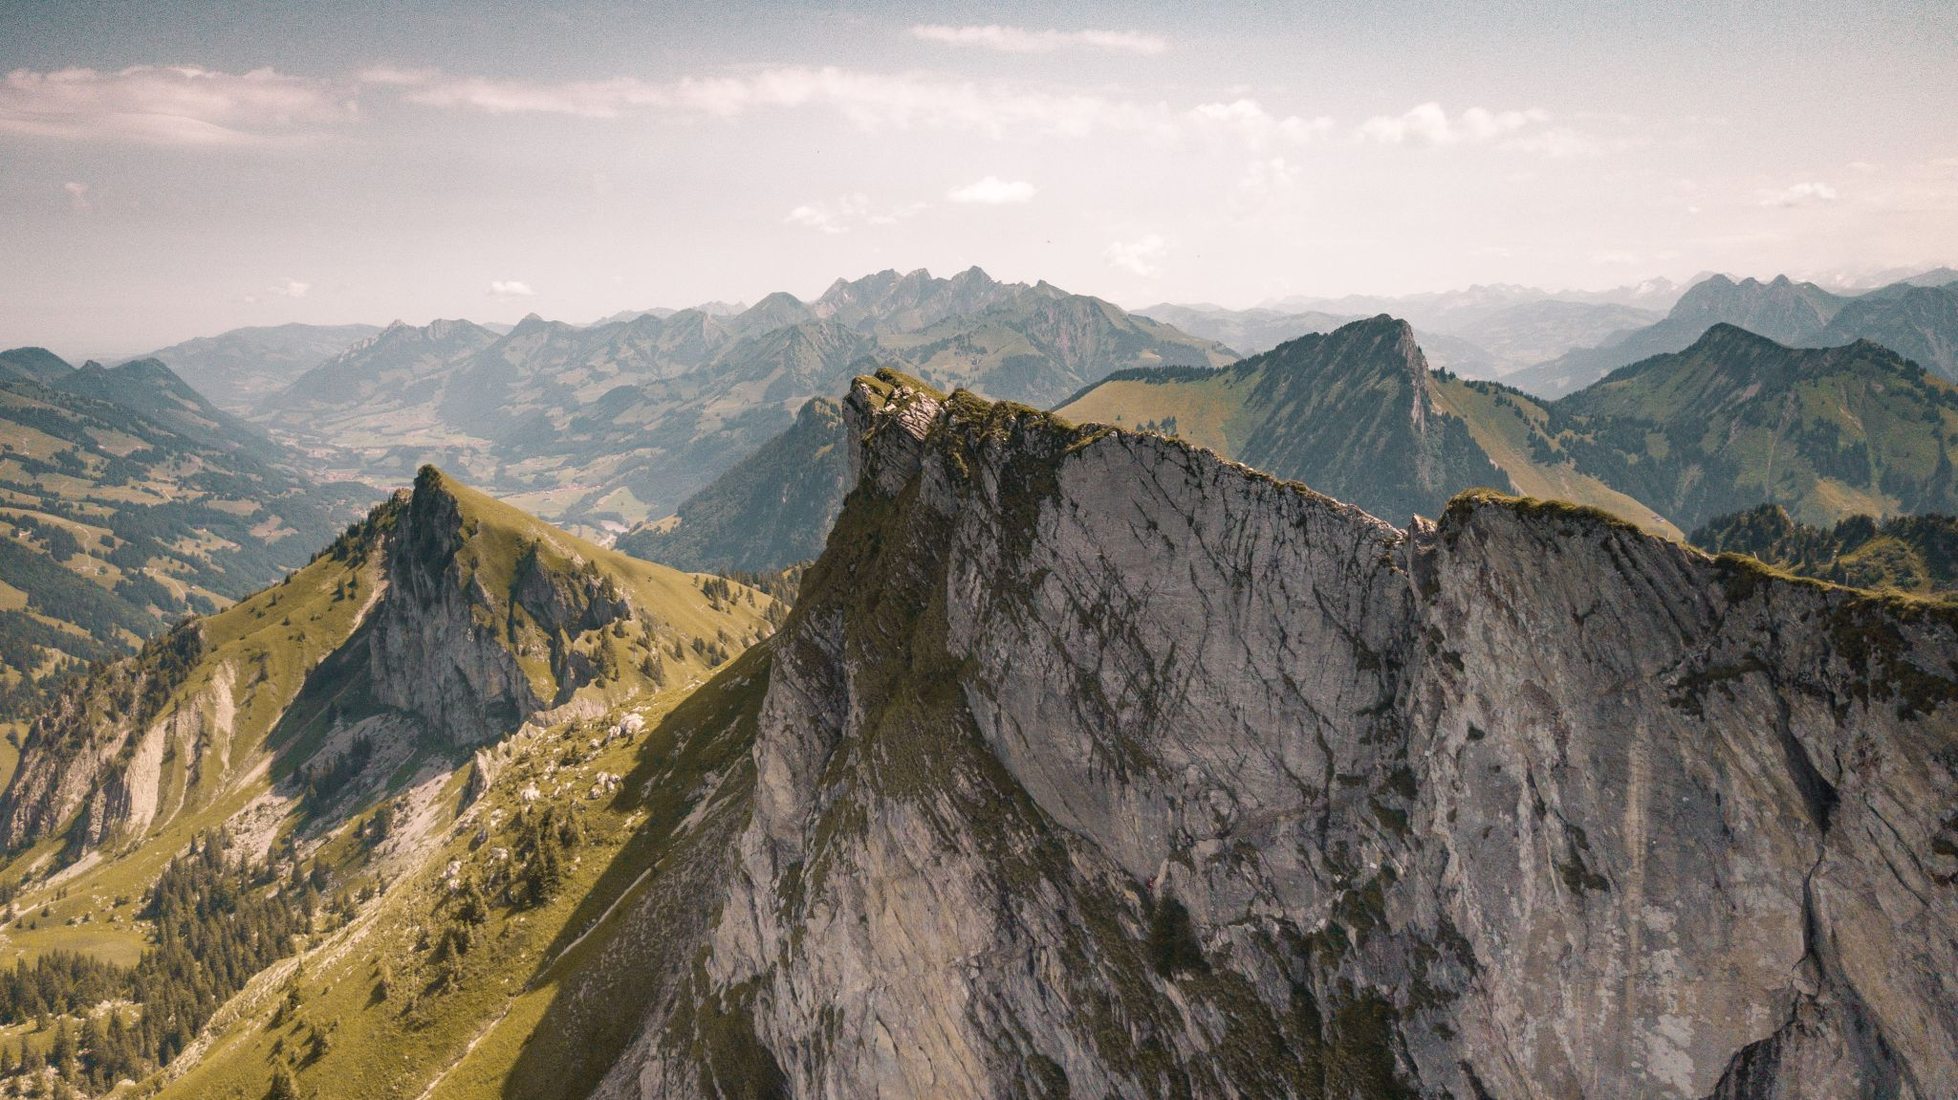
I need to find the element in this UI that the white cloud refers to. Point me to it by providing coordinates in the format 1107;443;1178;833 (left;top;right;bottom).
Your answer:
785;194;925;233
910;25;1168;55
489;280;535;297
1357;102;1550;147
1757;181;1838;208
947;176;1036;204
0;65;354;145
1104;234;1167;276
786;203;847;234
62;181;91;212
269;277;310;298
1188;99;1333;149
1238;157;1301;198
1500;127;1604;158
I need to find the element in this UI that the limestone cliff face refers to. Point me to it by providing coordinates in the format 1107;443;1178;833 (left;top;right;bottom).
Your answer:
368;466;642;746
365;473;543;745
601;371;1958;1099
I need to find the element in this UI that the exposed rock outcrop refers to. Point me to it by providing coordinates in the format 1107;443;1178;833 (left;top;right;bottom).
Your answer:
0;466;656;857
602;370;1958;1098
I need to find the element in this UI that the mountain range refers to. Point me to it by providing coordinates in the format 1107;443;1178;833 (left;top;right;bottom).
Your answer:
0;351;372;717
0;370;1946;1096
1066;319;1957;532
137;323;384;412
251;267;1230;536
1509;273;1958;395
617;314;1958;577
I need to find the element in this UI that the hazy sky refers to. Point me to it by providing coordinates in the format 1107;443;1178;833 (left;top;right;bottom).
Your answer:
3;0;1956;354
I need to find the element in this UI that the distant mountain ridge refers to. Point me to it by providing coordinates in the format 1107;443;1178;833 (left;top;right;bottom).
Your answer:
0;350;374;717
137;322;383;411
255;267;1232;534
1509;271;1958;394
1068;318;1958;533
1142;296;1664;378
1058;315;1665;531
615;396;851;572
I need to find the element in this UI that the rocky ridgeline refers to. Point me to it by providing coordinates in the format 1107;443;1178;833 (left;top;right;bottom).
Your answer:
0;467;645;858
368;467;638;745
604;370;1956;1098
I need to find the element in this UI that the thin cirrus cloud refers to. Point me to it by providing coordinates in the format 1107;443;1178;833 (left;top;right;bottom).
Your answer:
367;65;1174;139
946;176;1036;204
909;25;1169;56
0;65;355;144
0;61;1599;169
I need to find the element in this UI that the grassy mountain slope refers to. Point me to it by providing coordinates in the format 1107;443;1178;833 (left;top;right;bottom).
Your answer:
1058;316;1668;531
0;349;73;386
0;360;373;718
1549;324;1958;527
1690;503;1958;598
1062;318;1958;539
0;467;779;1096
55;358;281;463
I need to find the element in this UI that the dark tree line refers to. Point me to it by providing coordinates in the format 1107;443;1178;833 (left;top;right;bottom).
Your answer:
0;831;317;1091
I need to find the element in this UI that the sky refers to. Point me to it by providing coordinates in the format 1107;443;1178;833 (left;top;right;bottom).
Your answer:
2;0;1956;355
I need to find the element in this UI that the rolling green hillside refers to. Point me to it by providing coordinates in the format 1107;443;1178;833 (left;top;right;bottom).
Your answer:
0;356;373;719
1549;324;1958;527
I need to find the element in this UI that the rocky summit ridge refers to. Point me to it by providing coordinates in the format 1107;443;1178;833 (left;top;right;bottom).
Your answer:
592;369;1956;1098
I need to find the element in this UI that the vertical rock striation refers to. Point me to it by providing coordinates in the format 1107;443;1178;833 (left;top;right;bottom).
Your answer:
603;370;1958;1099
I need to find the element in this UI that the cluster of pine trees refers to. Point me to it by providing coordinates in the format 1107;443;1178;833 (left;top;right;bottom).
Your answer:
0;831;317;1092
